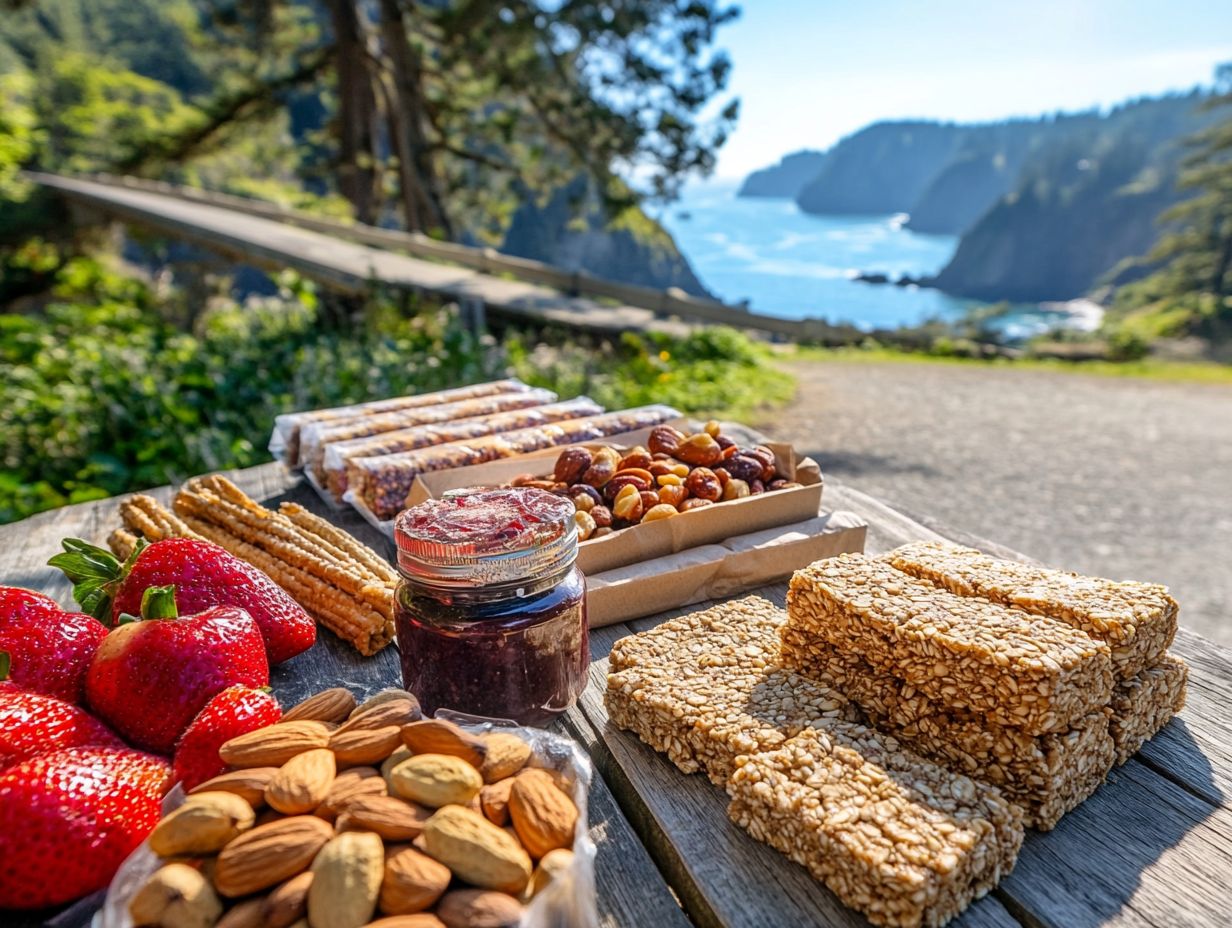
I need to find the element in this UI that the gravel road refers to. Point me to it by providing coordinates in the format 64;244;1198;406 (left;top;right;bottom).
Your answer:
763;358;1232;646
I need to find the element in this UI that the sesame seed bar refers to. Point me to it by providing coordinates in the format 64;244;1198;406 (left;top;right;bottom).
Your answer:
1109;654;1189;765
885;541;1178;679
321;397;603;501
605;596;858;785
727;726;1024;928
301;388;557;485
787;554;1114;734
780;626;1114;830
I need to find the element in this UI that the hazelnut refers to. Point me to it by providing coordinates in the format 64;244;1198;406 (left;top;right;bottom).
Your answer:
618;446;653;470
647;426;686;457
581;457;616;488
658;485;688;509
638;489;660;513
554;448;593;484
604;473;651;503
685;467;722;502
590;505;613;528
675;433;723;467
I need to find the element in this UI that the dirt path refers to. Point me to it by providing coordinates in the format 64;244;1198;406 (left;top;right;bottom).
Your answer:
762;358;1232;646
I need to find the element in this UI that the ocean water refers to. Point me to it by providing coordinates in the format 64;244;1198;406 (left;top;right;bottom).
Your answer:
656;181;1075;339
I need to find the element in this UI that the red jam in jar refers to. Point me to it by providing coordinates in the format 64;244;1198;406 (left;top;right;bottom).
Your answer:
393;487;588;726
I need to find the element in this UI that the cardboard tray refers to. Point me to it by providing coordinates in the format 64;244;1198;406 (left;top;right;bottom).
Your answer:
404;427;823;576
585;510;867;627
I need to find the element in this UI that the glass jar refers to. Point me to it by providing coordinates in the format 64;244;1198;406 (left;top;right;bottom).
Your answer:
393;487;589;726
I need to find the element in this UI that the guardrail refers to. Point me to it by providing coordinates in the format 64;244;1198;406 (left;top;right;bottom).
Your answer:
78;173;832;340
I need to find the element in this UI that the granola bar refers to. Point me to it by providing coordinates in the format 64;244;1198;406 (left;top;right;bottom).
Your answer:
321;397;604;501
786;554;1114;734
348;405;681;519
605;596;858;784
727;726;1023;928
780;626;1114;829
301;389;557;485
886;541;1178;679
271;379;531;467
1109;654;1188;764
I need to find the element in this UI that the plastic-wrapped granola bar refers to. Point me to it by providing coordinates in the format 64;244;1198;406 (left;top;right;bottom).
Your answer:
270;378;532;467
301;388;558;486
320;397;604;503
346;405;681;521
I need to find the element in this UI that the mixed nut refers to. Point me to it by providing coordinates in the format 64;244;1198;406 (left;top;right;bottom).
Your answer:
509;422;802;540
127;688;581;928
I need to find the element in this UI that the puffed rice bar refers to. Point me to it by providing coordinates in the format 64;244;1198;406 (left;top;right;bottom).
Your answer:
322;397;603;501
780;626;1114;830
605;596;859;785
727;726;1024;928
1109;654;1188;764
787;554;1114;734
885;541;1178;679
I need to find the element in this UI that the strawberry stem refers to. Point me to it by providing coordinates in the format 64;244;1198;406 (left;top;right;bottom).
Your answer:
0;651;9;682
140;585;179;621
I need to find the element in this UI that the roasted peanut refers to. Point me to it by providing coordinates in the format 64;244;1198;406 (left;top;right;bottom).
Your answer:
648;460;689;479
647;425;685;457
589;504;612;528
703;419;721;438
674;433;722;467
642;503;677;522
680;498;713;512
722;478;750;500
617;446;653;470
713;467;731;487
685;467;722;502
656;473;683;487
553;448;592;484
658;485;688;509
611;485;643;522
573;510;596;541
508;474;537;488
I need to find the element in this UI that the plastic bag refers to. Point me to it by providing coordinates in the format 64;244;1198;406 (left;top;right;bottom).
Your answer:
97;691;598;928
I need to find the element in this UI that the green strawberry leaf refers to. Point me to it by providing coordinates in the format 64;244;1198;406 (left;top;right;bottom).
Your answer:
47;536;147;625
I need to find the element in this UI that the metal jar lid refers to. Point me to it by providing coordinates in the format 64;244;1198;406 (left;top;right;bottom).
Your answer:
394;487;578;589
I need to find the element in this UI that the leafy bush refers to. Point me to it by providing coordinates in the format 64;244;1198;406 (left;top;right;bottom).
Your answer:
1;260;794;523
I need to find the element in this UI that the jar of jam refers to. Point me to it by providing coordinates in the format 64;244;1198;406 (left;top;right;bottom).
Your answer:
393;487;589;726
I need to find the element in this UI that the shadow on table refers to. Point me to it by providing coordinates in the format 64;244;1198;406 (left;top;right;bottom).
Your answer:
995;717;1224;926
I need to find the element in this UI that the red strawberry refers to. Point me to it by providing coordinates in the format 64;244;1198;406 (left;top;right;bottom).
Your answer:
51;536;316;664
174;685;282;790
0;585;106;703
86;586;269;754
0;745;172;908
0;653;124;767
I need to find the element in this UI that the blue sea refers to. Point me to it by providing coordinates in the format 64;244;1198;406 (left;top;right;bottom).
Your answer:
656;181;1088;339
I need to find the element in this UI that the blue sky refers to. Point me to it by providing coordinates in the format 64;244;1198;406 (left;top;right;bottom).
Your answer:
709;0;1232;178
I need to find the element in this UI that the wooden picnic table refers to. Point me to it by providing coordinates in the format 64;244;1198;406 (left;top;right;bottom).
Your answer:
4;461;1230;928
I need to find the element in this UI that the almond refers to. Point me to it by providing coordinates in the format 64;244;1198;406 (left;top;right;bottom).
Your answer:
527;848;574;899
477;733;531;783
261;871;312;928
420;806;532;894
308;832;384;928
379;845;451;915
317;766;387;819
149;791;255;857
479;780;514;827
381;746;413;789
214;816;333;897
129;863;222;928
330;725;403;766
389;755;482;809
435;889;523;928
509;775;578;858
337;695;421;734
367;916;447;928
516;766;569;792
217;897;266;928
220;721;332;767
282;688;357;724
344;794;432;840
190;767;279;807
266;748;336;814
400;719;487;768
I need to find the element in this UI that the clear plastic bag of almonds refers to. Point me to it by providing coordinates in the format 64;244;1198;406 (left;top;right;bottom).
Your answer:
98;689;599;928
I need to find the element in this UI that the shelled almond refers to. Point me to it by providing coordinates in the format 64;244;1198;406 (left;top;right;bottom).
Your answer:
127;689;582;928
